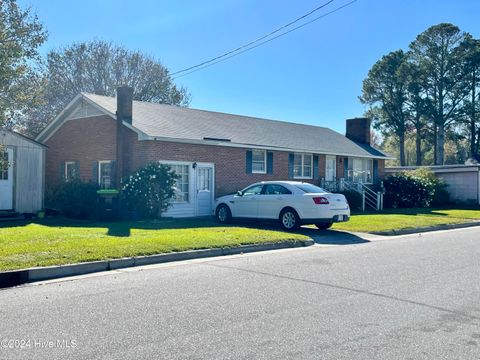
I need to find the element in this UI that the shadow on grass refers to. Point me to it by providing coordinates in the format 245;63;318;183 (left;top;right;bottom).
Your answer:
0;216;370;245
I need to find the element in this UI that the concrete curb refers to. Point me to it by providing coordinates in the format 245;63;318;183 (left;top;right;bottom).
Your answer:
371;221;480;236
0;239;314;289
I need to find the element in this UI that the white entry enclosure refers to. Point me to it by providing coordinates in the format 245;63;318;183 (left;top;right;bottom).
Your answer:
0;148;14;210
161;161;215;218
0;129;46;213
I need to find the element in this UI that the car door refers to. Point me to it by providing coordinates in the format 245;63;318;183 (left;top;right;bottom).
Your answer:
232;184;263;218
256;184;292;219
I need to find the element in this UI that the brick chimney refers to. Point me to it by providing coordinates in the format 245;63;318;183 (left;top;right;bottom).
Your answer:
116;86;133;187
116;86;133;124
345;118;371;145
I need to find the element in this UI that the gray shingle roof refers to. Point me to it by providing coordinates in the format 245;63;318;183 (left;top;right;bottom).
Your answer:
83;93;389;159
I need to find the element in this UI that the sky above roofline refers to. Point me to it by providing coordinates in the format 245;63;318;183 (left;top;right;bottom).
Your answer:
19;0;480;134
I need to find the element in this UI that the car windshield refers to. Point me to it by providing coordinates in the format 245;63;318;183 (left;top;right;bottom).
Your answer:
294;183;329;193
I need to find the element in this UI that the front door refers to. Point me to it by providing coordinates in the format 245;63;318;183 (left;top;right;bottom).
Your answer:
196;166;214;216
0;148;14;210
325;155;336;182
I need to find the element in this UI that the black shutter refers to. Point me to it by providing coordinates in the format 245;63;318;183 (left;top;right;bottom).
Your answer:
344;158;349;180
288;153;294;179
313;155;319;179
92;161;99;185
267;152;273;174
246;150;252;174
110;160;117;188
59;162;65;182
74;161;80;180
373;159;378;184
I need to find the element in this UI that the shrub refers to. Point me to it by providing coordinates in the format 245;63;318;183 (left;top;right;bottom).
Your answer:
383;168;449;208
121;163;179;219
45;180;99;219
338;190;363;211
409;168;450;206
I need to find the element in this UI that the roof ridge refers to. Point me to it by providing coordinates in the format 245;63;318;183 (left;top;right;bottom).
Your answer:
82;92;331;131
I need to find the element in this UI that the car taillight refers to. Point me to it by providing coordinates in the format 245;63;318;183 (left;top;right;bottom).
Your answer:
312;197;329;205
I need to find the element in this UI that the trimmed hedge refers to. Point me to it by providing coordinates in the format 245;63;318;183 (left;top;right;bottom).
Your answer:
384;168;449;208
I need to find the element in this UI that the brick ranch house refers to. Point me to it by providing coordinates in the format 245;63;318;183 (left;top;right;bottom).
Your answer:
36;86;390;217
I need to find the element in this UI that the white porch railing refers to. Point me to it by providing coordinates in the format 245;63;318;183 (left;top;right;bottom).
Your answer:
321;178;384;212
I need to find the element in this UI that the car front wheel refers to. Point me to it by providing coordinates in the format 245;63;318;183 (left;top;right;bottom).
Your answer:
216;204;232;224
315;222;333;230
280;208;300;231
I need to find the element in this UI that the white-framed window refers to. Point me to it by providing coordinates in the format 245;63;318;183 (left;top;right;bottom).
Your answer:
293;153;313;179
347;158;373;184
169;163;190;203
65;161;78;182
98;160;113;189
0;151;9;180
252;149;266;174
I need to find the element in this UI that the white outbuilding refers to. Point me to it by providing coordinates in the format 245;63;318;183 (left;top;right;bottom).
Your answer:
0;129;45;214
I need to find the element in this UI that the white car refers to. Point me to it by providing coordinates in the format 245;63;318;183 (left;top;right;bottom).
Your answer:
214;181;350;231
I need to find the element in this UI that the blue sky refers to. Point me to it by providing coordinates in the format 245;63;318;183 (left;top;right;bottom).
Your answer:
19;0;480;133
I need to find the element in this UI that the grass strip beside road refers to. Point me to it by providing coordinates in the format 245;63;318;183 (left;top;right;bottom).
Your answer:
0;218;309;272
333;208;480;233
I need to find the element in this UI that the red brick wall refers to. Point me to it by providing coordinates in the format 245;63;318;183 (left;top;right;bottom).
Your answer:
336;156;346;178
44;116;117;185
122;127;317;196
44;115;386;197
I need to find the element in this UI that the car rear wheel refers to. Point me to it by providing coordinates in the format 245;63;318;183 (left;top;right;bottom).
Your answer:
315;222;333;230
280;208;300;231
216;204;232;224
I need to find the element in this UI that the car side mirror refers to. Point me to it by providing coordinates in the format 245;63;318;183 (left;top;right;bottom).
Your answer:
236;190;243;196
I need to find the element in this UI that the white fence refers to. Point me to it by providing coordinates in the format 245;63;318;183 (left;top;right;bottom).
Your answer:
321;178;384;212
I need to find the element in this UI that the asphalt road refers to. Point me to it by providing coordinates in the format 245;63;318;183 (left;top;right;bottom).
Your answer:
1;227;479;360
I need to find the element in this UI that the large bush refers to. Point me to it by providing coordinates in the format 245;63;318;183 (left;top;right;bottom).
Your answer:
383;168;449;208
409;168;450;206
45;180;99;219
122;163;179;219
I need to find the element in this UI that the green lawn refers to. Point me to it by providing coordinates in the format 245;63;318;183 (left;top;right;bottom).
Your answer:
333;208;480;233
2;208;480;272
0;218;308;271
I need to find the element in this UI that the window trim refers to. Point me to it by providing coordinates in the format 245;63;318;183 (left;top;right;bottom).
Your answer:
347;157;373;184
293;153;313;179
0;150;10;180
98;160;113;189
251;149;267;174
160;161;191;204
65;161;77;182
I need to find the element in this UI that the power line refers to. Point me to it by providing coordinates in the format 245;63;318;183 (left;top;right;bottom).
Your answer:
171;0;336;76
172;0;357;79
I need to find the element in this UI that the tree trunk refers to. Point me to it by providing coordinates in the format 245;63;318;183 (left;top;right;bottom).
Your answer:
433;122;438;165
436;125;445;165
399;132;406;166
415;129;422;166
470;74;477;157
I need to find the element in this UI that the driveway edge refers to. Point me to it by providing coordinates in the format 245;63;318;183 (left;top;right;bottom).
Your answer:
371;221;480;236
0;239;314;288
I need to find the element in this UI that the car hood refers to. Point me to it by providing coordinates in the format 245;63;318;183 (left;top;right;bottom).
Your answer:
215;194;236;203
